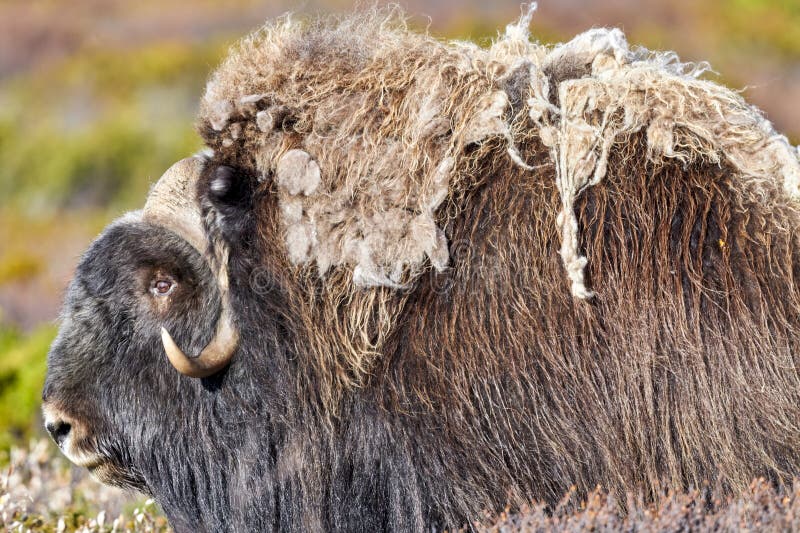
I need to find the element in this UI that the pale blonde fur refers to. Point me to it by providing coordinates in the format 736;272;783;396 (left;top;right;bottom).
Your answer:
199;5;800;298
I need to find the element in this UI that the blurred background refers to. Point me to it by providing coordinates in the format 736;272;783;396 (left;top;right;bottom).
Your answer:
0;0;798;525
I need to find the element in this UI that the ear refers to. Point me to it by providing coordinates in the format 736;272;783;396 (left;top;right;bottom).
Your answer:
199;163;256;244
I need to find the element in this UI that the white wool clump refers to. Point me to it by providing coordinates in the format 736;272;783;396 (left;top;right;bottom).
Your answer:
547;27;632;71
464;92;510;144
276;149;321;196
285;222;315;264
209;99;234;132
257;105;290;132
274;148;451;287
504;2;537;43
238;94;265;114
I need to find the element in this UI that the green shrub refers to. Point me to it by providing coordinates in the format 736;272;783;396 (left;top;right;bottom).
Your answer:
0;39;225;213
715;0;800;57
0;325;56;454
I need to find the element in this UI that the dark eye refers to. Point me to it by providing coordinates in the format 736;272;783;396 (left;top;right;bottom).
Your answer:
150;278;175;297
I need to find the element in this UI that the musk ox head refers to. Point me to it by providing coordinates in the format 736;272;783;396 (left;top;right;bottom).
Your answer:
41;157;249;487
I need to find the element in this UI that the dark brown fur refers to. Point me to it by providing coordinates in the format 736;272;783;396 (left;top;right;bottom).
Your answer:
191;9;800;517
198;121;800;519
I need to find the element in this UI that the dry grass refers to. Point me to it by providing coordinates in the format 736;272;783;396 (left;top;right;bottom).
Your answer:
478;480;800;532
0;440;169;532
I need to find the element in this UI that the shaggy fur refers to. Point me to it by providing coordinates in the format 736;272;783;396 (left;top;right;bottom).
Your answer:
43;7;800;532
198;3;800;511
197;7;800;402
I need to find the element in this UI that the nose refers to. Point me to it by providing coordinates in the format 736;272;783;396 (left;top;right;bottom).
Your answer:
46;420;72;447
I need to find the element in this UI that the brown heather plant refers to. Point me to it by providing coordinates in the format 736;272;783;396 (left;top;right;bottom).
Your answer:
478;479;800;532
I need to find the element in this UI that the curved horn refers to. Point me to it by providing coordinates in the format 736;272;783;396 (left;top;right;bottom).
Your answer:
143;157;208;253
144;155;239;377
161;263;240;378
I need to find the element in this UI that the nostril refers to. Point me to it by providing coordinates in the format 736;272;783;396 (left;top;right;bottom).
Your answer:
46;421;72;447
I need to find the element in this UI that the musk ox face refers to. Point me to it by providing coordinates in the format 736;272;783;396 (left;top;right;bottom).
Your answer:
42;213;225;491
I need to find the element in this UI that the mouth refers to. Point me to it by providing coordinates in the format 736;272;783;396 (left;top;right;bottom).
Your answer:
58;439;134;486
60;441;140;488
56;437;106;468
85;459;119;484
67;448;107;469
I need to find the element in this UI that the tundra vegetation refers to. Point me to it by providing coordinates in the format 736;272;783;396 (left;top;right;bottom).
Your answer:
1;0;800;531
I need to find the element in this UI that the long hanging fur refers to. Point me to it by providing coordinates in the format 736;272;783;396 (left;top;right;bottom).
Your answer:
196;5;800;520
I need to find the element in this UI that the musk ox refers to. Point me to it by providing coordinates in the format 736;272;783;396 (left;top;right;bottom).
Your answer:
41;7;800;531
